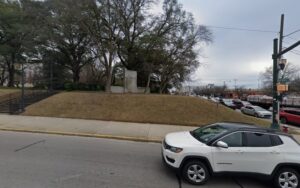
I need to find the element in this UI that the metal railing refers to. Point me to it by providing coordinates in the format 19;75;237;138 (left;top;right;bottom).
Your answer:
0;90;57;114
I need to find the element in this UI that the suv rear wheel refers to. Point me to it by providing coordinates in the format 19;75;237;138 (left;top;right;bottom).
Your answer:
182;160;209;185
274;168;299;188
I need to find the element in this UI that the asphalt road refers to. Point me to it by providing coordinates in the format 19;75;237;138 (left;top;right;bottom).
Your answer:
0;131;272;188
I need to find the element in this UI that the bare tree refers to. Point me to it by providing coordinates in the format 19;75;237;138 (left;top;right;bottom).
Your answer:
260;63;300;95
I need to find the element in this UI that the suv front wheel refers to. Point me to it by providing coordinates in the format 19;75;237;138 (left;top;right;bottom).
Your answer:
182;160;209;185
274;168;299;188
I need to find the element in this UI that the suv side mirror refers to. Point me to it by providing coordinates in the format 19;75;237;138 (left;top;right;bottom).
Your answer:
216;141;228;149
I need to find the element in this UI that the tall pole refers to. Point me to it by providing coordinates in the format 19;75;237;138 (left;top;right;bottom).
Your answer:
234;79;237;91
279;14;284;55
277;14;284;128
271;38;279;129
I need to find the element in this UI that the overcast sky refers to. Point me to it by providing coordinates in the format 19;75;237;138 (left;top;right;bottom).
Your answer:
153;0;300;89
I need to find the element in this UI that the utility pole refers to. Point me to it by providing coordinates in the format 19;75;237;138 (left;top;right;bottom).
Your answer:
234;79;237;91
279;14;284;54
271;14;300;129
271;38;279;129
277;14;284;128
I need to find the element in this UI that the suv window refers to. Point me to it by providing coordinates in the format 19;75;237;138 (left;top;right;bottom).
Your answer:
245;132;272;147
191;125;229;144
220;132;243;147
270;135;283;146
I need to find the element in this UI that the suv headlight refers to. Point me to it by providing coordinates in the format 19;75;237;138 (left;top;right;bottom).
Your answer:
163;139;183;153
169;146;183;153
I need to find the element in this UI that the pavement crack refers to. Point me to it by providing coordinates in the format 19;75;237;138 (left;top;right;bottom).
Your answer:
15;139;46;152
232;177;244;188
54;174;82;182
175;173;182;188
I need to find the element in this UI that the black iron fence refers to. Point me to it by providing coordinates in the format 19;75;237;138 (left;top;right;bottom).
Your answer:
0;90;57;114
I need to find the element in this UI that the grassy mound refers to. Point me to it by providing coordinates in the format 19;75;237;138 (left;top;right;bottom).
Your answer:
23;92;270;127
0;88;20;102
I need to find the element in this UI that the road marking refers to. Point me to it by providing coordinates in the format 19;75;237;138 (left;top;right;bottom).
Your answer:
14;139;45;152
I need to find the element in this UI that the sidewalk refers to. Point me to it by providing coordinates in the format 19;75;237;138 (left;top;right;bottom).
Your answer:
0;114;299;143
0;114;196;142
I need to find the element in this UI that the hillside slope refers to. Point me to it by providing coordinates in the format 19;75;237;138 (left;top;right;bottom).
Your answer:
23;92;269;127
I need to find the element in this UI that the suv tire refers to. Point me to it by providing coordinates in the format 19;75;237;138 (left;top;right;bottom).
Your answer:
182;160;210;185
274;168;299;188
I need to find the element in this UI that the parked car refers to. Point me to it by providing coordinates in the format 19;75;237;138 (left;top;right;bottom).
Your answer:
280;108;300;126
232;99;244;109
241;105;272;118
241;101;251;106
162;122;300;187
210;97;219;103
220;99;236;110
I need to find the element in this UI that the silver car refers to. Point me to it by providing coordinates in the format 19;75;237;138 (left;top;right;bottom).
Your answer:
241;105;272;118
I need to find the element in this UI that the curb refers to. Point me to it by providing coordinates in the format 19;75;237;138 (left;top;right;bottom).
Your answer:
0;128;162;143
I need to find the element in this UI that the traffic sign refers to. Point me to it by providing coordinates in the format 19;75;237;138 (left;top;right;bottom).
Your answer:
277;84;288;92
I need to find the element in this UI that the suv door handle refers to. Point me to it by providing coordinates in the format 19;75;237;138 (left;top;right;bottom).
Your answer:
236;150;244;154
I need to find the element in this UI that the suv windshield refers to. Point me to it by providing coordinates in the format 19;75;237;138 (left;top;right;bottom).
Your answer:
191;124;229;144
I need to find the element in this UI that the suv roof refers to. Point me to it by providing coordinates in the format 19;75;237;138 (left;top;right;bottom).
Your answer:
217;122;286;136
203;122;292;146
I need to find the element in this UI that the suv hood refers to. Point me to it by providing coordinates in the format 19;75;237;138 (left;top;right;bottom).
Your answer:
165;131;204;148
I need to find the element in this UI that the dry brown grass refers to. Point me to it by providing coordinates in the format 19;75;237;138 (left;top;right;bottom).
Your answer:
0;89;21;102
23;92;270;127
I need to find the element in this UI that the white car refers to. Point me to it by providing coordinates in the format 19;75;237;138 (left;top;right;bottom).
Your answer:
241;105;272;118
162;122;300;187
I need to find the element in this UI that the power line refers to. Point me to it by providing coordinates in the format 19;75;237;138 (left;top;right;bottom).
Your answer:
204;25;278;33
285;36;299;41
284;28;300;37
290;50;300;56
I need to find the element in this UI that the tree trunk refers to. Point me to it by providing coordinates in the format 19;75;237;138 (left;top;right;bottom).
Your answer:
7;66;15;87
160;80;168;94
72;68;80;83
6;55;15;87
144;73;151;93
105;68;112;93
0;67;6;86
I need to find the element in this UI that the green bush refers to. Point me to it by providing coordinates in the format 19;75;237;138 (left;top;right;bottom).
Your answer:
64;83;73;91
64;83;104;91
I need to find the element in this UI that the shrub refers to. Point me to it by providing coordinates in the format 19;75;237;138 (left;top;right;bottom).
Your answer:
64;83;105;91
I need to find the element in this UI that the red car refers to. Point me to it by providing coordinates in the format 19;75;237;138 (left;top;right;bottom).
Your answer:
280;108;300;125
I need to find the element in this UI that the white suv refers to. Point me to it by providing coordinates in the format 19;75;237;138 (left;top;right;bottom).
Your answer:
162;122;300;188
